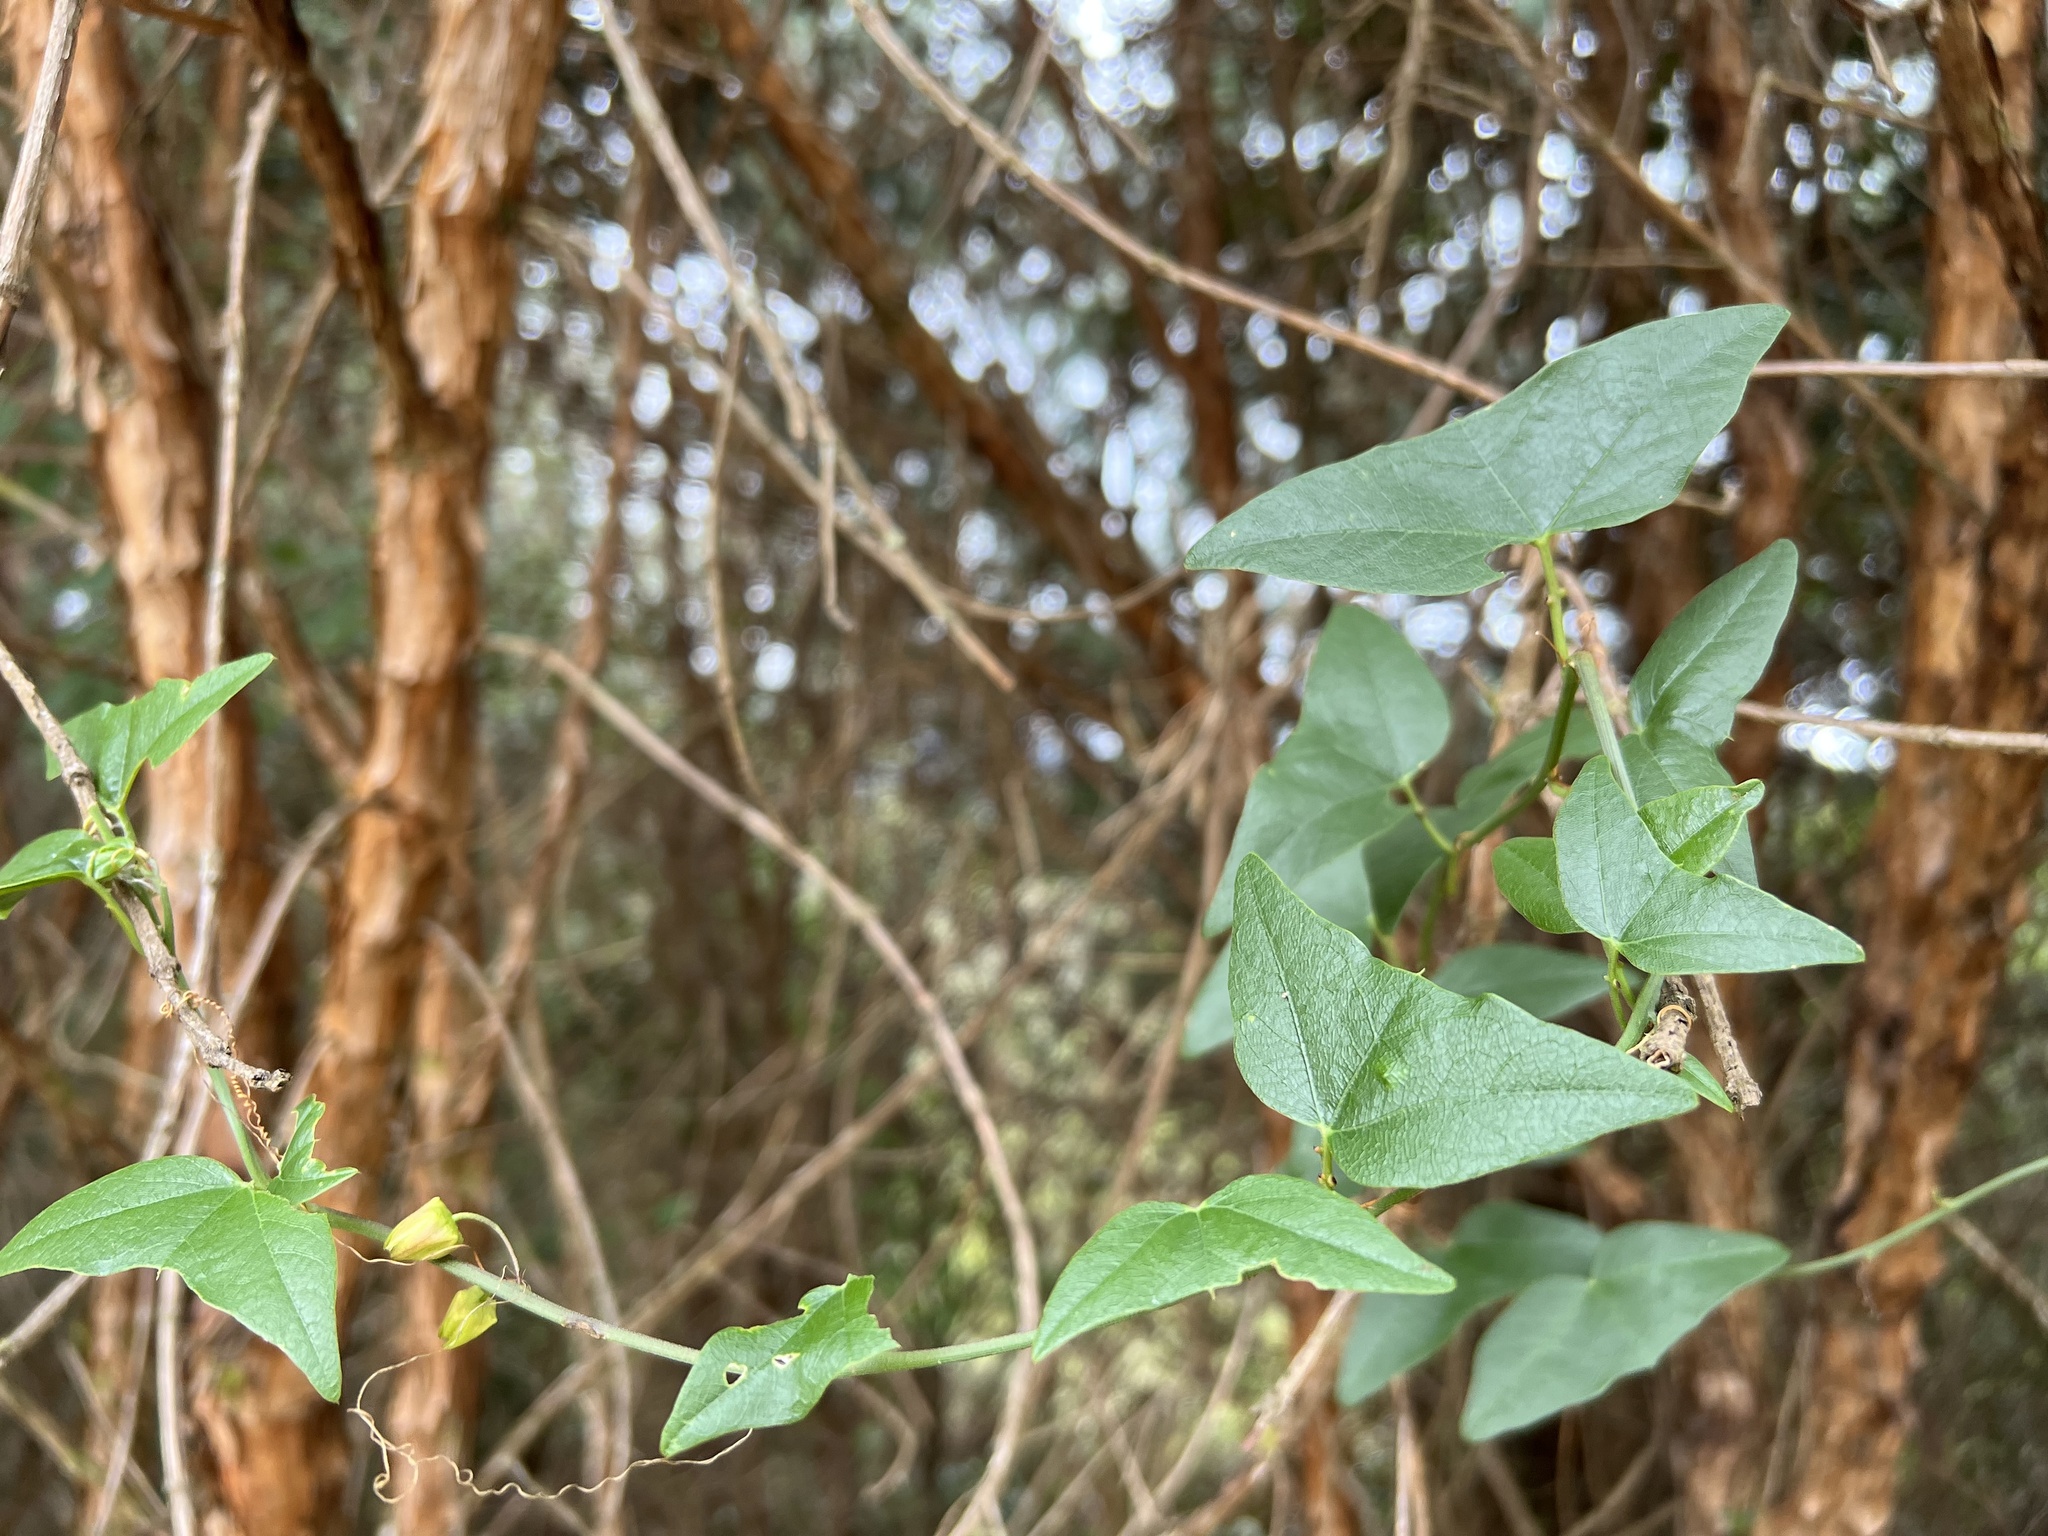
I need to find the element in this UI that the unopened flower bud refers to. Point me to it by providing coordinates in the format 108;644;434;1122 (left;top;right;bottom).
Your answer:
385;1197;462;1263
438;1285;498;1349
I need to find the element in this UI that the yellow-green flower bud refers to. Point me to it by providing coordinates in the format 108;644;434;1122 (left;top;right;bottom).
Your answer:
437;1285;498;1349
385;1197;462;1263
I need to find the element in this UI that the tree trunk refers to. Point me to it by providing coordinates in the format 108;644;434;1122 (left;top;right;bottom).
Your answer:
1653;10;1808;1529
186;0;559;1529
1;3;285;1528
1761;2;2048;1528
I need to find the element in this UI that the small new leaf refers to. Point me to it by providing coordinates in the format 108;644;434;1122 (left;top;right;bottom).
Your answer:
0;829;99;918
1186;308;1786;593
1638;782;1764;876
266;1098;357;1207
0;1156;341;1400
438;1286;498;1349
1229;859;1693;1187
1556;760;1862;973
1462;1223;1788;1439
1035;1175;1449;1358
661;1276;895;1455
51;655;273;809
1491;839;1579;935
1205;607;1448;934
1339;1202;1600;1404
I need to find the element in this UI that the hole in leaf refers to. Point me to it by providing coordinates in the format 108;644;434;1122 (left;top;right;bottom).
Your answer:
771;1352;799;1368
723;1362;747;1386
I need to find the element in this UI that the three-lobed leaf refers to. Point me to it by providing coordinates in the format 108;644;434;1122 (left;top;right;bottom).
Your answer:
1555;760;1862;973
661;1276;896;1455
1186;308;1787;593
1338;1202;1600;1404
0;1155;341;1400
51;655;273;809
1461;1222;1788;1439
1036;1175;1449;1358
1205;607;1447;934
1229;859;1694;1187
266;1098;357;1208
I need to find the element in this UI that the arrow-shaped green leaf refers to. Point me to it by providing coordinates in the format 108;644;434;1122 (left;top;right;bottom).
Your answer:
1462;1222;1787;1439
1187;308;1786;593
0;1155;341;1400
1228;858;1693;1187
661;1276;895;1455
1555;759;1861;973
1036;1175;1449;1358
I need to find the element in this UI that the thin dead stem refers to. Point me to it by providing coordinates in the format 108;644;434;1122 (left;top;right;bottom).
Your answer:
489;635;1042;1425
0;0;85;356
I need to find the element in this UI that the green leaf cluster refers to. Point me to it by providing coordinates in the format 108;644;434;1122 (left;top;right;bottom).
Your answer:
1337;1204;1785;1441
0;311;1875;1455
1462;1222;1787;1438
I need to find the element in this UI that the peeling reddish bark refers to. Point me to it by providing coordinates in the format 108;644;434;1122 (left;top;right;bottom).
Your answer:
1;4;285;1529
185;0;560;1528
1762;3;2048;1529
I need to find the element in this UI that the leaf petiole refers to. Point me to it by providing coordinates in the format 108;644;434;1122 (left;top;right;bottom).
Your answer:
1602;942;1637;1033
1399;777;1458;857
208;1066;270;1188
1617;971;1663;1052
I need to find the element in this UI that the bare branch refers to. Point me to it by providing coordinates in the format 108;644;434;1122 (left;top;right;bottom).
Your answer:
489;634;1041;1349
1734;702;2048;756
0;0;84;357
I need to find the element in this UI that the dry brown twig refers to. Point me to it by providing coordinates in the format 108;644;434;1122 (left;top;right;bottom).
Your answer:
526;208;1017;692
475;670;1188;1483
489;635;1041;1456
0;0;84;356
1733;701;2048;756
697;333;770;807
591;0;810;440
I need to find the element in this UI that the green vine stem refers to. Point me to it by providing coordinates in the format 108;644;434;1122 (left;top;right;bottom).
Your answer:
205;1067;269;1188
319;1208;1045;1375
851;1331;1037;1375
1778;1152;2048;1280
322;1208;702;1366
